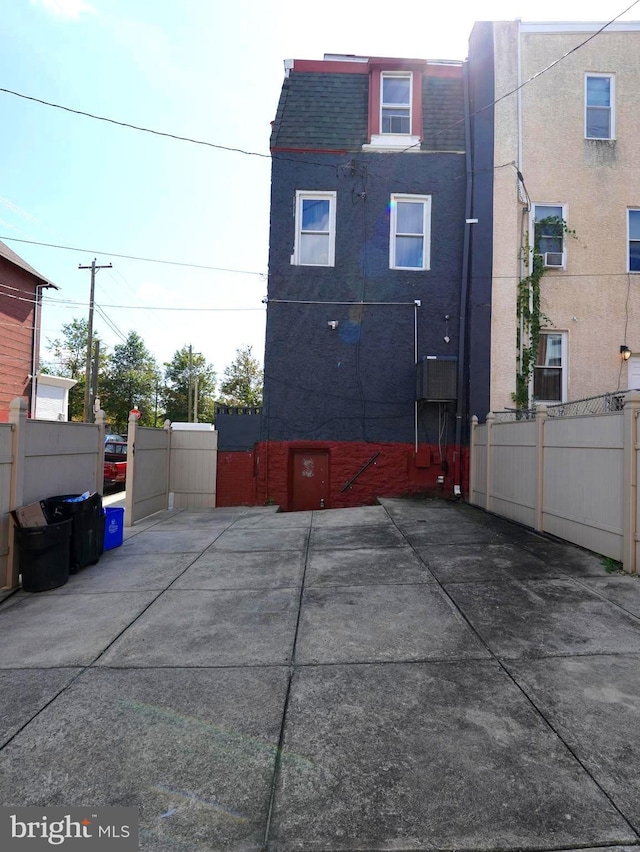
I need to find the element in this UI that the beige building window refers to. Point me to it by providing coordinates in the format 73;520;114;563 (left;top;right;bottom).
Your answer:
585;74;615;140
629;210;640;272
534;332;567;403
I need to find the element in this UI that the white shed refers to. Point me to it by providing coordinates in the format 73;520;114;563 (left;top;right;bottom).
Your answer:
34;373;77;421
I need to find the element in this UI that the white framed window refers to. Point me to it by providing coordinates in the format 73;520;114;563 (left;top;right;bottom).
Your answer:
293;191;336;266
389;194;431;270
381;73;411;135
628;209;640;272
585;73;615;140
532;204;566;269
534;331;568;403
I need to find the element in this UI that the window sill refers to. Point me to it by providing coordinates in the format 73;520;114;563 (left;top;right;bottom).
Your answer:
390;266;430;272
363;134;421;152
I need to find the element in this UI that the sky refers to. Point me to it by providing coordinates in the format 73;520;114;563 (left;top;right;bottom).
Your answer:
1;0;638;381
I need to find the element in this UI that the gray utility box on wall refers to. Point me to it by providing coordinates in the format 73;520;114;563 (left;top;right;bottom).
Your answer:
416;356;458;401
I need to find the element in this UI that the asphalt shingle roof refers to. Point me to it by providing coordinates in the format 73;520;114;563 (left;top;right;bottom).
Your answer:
0;239;51;285
422;76;466;152
270;73;369;151
270;70;465;153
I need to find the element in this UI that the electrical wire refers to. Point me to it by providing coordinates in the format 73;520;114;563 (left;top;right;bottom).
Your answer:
1;4;636;174
617;272;633;390
0;283;266;312
0;86;273;158
0;236;266;276
94;303;128;344
430;1;640;140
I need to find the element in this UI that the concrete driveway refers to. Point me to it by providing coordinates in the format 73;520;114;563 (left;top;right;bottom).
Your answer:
1;498;640;851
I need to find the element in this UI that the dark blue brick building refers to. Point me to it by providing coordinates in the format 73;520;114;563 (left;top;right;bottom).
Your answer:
257;54;488;510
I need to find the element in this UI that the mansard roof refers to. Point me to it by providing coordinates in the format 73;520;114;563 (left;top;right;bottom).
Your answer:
270;57;465;153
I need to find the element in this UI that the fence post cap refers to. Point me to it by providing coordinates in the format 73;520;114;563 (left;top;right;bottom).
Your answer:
9;397;27;413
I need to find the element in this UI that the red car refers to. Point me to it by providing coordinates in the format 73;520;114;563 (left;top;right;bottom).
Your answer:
104;441;127;489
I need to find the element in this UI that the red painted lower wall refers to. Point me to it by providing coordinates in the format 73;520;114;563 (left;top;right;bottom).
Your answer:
216;441;470;510
216;451;257;507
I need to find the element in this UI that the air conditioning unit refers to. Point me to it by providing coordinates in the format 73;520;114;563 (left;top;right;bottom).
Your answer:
544;251;564;268
416;356;458;402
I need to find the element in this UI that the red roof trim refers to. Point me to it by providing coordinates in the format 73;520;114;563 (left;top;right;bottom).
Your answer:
291;59;368;75
289;58;462;78
425;64;463;78
271;147;349;154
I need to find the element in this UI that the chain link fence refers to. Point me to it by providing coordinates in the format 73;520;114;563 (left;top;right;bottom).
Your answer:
491;390;640;421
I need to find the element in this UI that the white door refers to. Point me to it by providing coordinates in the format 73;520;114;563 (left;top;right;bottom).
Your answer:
628;355;640;390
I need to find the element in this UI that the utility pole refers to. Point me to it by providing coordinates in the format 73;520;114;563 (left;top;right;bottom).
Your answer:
90;338;100;417
79;259;112;421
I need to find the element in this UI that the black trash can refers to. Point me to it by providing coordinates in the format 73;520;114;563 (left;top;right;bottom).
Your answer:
15;519;73;592
44;494;104;573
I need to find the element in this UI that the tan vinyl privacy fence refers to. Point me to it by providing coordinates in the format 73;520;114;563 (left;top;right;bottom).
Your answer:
124;414;171;526
0;423;13;592
168;428;218;509
123;413;218;525
470;391;640;571
1;398;105;590
2;400;220;590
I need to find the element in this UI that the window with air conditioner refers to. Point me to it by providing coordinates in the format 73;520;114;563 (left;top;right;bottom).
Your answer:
532;204;566;270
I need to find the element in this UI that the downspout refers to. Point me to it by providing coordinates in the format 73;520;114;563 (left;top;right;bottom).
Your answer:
517;20;524;203
414;299;420;453
516;19;532;405
453;60;473;497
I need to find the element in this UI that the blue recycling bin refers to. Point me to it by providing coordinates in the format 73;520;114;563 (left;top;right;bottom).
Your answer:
104;507;124;551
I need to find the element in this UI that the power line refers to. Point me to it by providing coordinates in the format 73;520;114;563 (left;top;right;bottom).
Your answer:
435;1;640;138
0;85;273;159
0;281;266;311
45;297;265;313
2;5;637;178
95;303;127;344
0;236;266;276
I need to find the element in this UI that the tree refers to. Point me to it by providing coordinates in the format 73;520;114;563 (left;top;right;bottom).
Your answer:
101;331;160;430
42;317;108;421
163;347;217;423
218;345;263;406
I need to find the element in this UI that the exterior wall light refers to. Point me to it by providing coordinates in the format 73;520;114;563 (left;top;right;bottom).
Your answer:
621;345;632;360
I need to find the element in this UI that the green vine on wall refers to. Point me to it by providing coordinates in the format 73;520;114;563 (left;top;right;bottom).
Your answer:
513;217;575;409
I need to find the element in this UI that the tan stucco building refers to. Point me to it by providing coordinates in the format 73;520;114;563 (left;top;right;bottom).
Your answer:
469;21;640;412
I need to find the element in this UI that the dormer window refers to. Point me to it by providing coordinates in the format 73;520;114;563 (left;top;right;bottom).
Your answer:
363;61;424;152
381;74;411;134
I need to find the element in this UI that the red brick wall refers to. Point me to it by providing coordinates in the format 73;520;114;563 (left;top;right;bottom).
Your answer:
216;451;257;507
216;441;470;509
0;259;37;421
